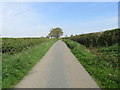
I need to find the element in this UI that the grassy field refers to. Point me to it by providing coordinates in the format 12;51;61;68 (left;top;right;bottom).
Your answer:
2;38;50;55
63;39;119;88
2;38;57;88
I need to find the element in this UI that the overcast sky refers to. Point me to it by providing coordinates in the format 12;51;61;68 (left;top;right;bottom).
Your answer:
1;2;118;37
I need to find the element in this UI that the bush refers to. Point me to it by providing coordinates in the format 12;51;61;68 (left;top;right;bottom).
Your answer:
65;28;119;47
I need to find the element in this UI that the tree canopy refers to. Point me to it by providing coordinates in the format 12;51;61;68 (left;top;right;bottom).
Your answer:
48;27;63;38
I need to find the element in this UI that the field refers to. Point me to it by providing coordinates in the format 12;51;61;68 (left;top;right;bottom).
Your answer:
2;38;57;88
63;39;119;88
2;28;119;88
2;38;50;55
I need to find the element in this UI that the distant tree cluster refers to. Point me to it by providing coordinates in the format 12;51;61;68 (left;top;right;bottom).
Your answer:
47;27;63;39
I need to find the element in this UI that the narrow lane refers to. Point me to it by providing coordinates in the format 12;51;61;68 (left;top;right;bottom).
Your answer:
16;40;99;88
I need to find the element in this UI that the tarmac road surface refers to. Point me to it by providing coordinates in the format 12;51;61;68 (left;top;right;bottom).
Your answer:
15;40;99;88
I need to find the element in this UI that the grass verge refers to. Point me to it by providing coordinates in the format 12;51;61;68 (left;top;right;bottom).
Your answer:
2;40;57;88
63;39;119;88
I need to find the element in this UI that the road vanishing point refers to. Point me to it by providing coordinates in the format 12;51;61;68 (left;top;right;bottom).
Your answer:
16;40;99;88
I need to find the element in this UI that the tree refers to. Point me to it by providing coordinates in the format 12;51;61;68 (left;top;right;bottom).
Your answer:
48;27;63;39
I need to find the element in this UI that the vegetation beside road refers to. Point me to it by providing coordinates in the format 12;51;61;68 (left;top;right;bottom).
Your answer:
63;28;119;88
65;28;119;47
63;39;119;88
2;38;49;55
2;38;57;88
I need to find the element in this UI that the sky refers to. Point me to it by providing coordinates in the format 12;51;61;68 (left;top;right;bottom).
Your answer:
1;0;119;2
1;2;118;37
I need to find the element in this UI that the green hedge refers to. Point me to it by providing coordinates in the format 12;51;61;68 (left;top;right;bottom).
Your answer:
65;28;119;47
2;38;50;54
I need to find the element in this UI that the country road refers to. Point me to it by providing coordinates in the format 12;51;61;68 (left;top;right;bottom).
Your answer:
16;40;99;88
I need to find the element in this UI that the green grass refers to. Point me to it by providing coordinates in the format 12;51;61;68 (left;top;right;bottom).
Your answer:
63;39;119;88
2;38;50;54
2;40;57;88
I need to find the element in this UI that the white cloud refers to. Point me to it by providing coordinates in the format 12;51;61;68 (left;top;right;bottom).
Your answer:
1;2;118;37
63;16;118;36
2;3;48;37
80;16;118;32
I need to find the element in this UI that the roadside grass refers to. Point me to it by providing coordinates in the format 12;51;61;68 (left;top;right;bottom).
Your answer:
63;39;119;88
2;40;57;88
